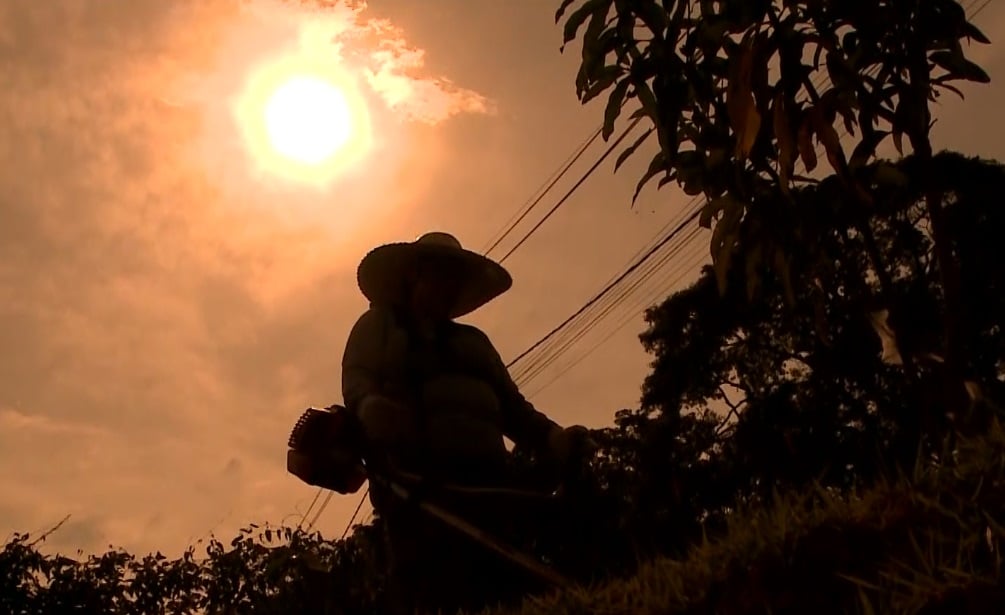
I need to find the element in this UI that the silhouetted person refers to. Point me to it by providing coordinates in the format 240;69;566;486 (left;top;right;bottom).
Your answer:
342;232;590;614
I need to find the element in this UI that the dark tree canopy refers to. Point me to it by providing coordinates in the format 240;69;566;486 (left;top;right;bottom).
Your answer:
637;152;1005;502
557;0;991;324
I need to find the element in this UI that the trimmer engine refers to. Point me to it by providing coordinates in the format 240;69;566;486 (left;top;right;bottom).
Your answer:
286;405;367;495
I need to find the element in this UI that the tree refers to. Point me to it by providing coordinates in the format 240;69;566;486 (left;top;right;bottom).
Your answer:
0;522;387;614
557;0;992;413
635;152;1005;506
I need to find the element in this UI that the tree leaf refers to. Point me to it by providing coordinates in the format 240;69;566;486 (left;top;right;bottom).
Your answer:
635;78;673;157
580;0;613;65
632;151;667;205
683;178;704;196
555;0;579;23
797;115;818;172
962;21;992;45
930;50;991;84
676;149;706;196
892;129;904;156
825;50;858;93
634;80;660;123
583;65;624;105
811;107;848;178
713;240;734;296
615;127;653;172
837;99;857;138
726;37;761;161
629;106;648;120
773;93;796;193
711;201;743;295
700;195;730;229
602;78;631;139
561;0;604;48
934;79;967;101
637;1;668;37
849;130;888;171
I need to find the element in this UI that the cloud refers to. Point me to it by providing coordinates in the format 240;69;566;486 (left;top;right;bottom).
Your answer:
0;0;481;558
253;0;494;125
345;16;495;123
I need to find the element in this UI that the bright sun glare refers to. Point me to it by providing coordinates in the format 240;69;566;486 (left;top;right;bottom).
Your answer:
264;76;353;165
234;51;373;189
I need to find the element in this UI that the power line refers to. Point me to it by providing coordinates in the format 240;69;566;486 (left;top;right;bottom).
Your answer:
304;490;334;533
299;138;617;542
310;0;991;538
299;128;618;543
303;120;643;543
338;488;368;540
307;131;623;543
511;190;705;384
482;125;603;257
526;246;708;398
510;0;991;394
525;243;709;398
512;225;696;384
973;0;993;19
313;122;644;538
305;132;614;541
516;225;704;389
505;206;701;370
498;117;644;264
295;489;322;531
515;225;705;388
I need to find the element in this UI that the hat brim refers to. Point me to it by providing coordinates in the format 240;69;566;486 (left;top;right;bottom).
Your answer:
357;242;512;318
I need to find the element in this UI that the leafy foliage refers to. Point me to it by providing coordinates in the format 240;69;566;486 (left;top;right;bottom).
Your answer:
631;152;1005;516
5;151;1002;611
1;523;387;614
557;0;991;303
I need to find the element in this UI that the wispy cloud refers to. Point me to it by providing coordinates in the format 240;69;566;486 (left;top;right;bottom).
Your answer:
272;0;494;123
0;0;489;558
344;15;495;122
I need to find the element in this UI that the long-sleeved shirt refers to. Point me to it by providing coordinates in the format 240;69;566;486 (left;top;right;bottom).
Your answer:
341;304;558;471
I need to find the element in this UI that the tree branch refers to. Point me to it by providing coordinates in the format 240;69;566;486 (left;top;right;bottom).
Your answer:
726;378;751;393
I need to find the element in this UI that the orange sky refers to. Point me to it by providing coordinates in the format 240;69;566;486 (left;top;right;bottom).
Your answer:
2;0;1004;557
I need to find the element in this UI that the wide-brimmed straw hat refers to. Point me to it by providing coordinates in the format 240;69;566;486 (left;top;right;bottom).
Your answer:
356;232;512;318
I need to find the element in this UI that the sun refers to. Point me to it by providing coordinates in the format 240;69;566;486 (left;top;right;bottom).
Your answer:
264;76;353;165
233;55;374;189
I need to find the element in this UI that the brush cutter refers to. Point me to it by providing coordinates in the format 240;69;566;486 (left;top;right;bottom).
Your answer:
285;405;581;590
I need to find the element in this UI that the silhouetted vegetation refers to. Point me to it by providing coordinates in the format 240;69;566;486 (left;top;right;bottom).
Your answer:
4;1;1003;612
4;151;1003;613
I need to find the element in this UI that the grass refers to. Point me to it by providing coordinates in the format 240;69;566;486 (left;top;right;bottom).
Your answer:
484;422;1005;615
6;421;1004;613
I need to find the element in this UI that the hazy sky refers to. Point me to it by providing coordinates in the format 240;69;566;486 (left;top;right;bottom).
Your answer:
2;0;1004;557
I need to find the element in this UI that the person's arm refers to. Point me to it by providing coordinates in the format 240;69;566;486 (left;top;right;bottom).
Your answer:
341;307;389;413
342;306;418;452
475;330;560;455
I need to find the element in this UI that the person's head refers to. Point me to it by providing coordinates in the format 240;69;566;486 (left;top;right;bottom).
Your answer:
404;253;466;321
356;231;513;320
